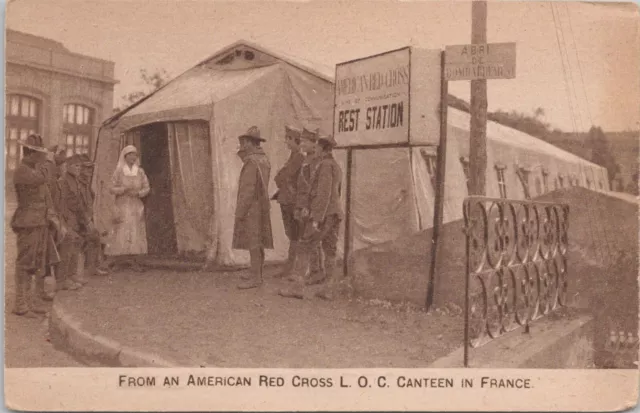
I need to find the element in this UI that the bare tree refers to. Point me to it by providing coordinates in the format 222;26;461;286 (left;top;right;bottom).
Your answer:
113;68;171;113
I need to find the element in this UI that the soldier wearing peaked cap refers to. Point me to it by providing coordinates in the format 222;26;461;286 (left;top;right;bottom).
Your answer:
76;154;110;279
308;134;344;300
11;134;64;317
278;127;324;299
273;125;305;278
56;154;92;290
233;126;274;290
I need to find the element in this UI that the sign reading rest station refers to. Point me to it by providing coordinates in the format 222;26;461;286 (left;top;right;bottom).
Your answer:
333;47;442;147
445;42;516;81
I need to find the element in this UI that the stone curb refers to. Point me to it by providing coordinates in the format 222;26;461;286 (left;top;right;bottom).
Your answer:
428;312;594;368
49;299;186;367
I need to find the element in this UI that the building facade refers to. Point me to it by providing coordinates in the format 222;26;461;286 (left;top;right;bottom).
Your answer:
5;29;116;174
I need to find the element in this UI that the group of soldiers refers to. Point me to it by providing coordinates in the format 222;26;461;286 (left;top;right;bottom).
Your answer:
11;134;107;318
232;125;344;300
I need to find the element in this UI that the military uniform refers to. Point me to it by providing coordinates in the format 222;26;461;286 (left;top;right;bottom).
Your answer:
11;135;61;316
307;137;343;298
293;129;323;281
273;126;304;276
78;154;107;278
38;148;66;300
57;155;92;289
232;126;273;289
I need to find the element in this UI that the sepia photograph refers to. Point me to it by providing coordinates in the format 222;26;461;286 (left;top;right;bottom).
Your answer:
3;0;639;410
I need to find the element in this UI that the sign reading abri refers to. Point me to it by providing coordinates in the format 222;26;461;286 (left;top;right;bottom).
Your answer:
445;42;516;81
334;48;410;146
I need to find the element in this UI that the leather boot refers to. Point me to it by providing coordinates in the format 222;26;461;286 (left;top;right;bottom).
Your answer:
13;266;36;317
35;272;53;303
58;236;82;290
275;241;298;279
287;241;309;283
238;249;263;290
305;242;325;285
57;279;80;291
316;255;338;300
30;292;48;315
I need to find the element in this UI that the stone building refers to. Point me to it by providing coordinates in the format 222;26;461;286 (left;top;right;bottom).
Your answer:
5;29;117;175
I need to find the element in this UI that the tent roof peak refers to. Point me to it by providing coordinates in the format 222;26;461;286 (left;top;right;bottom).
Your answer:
194;39;334;82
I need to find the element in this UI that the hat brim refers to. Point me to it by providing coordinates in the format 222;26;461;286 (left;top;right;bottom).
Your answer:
17;141;49;153
238;135;266;142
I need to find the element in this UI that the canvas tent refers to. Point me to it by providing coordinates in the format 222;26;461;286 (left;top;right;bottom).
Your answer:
337;106;610;255
93;41;335;266
93;41;610;267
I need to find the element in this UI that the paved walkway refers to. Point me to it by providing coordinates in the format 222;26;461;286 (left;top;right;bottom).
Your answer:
50;265;463;368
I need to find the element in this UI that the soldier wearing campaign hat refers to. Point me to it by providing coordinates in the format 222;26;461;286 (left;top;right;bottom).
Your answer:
233;126;273;289
273;125;305;278
11;134;64;316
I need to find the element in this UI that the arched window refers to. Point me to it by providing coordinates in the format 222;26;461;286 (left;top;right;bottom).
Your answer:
6;94;40;171
63;103;94;156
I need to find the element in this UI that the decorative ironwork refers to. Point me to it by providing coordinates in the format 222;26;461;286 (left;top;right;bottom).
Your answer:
462;196;569;366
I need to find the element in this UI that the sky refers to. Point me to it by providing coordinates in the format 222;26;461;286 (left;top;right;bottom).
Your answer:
5;0;639;133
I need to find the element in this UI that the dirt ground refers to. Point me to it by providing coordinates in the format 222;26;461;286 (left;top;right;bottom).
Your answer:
4;188;637;368
55;267;463;368
4;202;84;367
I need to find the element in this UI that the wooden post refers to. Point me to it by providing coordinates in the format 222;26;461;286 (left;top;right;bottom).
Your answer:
426;51;450;311
469;0;488;196
343;148;353;277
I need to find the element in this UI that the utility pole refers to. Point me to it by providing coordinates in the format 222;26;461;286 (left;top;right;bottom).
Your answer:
469;0;488;195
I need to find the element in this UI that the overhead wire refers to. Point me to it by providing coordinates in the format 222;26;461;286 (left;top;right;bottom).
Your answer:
561;3;617;263
550;2;604;265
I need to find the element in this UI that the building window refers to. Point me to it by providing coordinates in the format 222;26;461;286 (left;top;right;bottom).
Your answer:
6;94;40;171
63;103;94;156
495;164;507;199
586;177;591;189
419;148;438;190
558;174;565;188
459;156;471;193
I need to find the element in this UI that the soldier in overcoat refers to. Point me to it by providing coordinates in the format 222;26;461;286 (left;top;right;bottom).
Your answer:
273;125;304;277
232;126;273;289
11;134;64;317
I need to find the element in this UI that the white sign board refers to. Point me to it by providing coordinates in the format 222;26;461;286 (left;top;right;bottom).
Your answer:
445;42;516;81
334;47;441;147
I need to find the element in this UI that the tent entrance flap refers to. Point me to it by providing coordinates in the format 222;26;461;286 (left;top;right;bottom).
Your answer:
138;123;179;256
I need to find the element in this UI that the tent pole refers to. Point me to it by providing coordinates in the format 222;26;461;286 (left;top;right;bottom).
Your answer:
426;50;449;311
343;148;353;278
